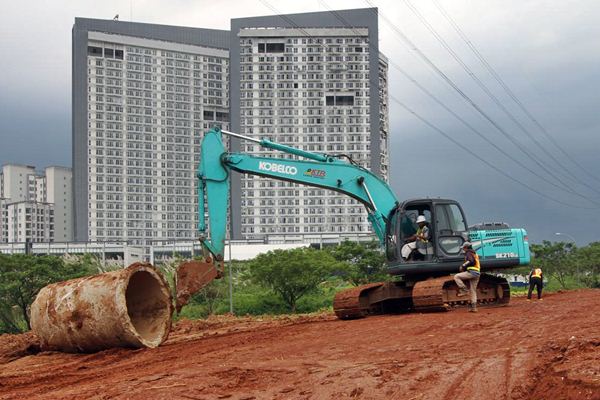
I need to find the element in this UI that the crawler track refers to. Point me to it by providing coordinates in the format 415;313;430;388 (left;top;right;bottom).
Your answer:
333;282;384;319
412;273;510;311
333;273;510;318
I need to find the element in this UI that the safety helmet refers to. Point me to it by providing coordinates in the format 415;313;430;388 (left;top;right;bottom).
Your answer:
462;241;472;248
416;215;427;224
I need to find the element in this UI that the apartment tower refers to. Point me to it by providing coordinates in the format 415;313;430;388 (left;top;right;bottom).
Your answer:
72;19;230;249
230;9;389;239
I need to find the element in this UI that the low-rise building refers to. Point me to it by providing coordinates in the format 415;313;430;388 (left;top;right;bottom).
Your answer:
0;164;72;243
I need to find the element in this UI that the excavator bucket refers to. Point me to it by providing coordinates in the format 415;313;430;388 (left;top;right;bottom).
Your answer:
175;257;222;313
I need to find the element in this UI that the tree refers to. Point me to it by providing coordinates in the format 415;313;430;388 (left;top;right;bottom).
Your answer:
190;273;229;315
0;254;92;333
328;240;388;286
576;242;600;288
530;241;576;289
246;247;340;312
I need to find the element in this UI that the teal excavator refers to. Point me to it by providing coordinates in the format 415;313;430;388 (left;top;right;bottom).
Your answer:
174;127;530;318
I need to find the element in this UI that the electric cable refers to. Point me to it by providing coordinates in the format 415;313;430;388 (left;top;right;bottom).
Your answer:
406;0;600;196
365;0;596;200
319;0;600;207
258;0;599;208
431;0;600;186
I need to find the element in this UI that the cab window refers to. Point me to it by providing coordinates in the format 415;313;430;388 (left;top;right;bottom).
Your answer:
435;204;466;255
386;209;400;261
435;204;466;235
448;204;466;233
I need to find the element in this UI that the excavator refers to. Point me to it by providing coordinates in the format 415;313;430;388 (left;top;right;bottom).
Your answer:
174;127;530;318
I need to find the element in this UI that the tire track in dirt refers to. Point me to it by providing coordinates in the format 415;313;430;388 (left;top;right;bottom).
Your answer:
503;347;513;400
441;359;480;400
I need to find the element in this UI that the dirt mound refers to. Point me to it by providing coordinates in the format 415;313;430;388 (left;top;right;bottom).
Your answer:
1;289;599;399
0;331;40;364
525;337;600;400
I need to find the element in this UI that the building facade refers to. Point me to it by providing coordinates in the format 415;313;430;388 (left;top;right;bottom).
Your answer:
72;9;389;250
72;19;230;251
45;166;73;242
230;9;389;239
0;164;72;243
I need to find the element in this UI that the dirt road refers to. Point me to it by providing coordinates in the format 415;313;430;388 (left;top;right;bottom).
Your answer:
1;289;599;399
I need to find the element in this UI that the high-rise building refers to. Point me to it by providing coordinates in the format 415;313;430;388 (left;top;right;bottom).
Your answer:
72;9;389;249
0;164;72;243
72;19;230;250
229;9;389;239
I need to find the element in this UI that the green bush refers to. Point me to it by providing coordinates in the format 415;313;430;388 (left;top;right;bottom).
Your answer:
245;247;343;312
0;254;94;334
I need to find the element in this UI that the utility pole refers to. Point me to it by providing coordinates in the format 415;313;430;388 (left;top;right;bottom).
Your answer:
228;239;233;314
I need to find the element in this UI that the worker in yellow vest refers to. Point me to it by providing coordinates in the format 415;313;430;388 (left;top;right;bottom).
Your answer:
527;266;544;300
454;241;480;312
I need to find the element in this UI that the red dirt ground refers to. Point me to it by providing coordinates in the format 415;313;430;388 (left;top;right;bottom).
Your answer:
1;289;599;400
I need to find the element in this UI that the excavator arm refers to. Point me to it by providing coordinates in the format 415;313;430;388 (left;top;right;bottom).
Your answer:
175;127;399;311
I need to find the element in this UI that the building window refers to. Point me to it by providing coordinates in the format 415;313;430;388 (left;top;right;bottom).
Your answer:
325;95;355;106
88;46;103;57
259;43;285;53
104;48;114;58
115;50;124;60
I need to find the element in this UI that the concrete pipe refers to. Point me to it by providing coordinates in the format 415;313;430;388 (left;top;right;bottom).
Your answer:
30;262;173;352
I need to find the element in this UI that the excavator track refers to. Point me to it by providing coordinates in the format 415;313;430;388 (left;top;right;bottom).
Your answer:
333;283;386;319
333;274;510;319
411;273;510;311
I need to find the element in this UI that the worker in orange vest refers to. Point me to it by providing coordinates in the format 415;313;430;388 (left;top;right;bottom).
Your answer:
527;266;543;300
454;241;480;312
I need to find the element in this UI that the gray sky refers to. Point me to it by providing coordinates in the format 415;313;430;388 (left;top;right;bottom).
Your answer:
1;0;599;245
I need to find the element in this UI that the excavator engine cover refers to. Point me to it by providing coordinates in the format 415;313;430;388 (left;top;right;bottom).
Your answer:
175;258;222;313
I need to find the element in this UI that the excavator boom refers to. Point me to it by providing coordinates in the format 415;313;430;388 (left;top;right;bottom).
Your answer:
175;127;399;310
198;128;399;257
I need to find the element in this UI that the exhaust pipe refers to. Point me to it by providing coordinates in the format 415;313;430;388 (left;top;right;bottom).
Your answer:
30;262;173;352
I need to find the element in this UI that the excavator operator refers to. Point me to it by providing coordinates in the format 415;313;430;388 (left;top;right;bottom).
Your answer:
401;215;430;261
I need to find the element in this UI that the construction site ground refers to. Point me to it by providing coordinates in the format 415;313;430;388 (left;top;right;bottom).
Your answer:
1;289;599;400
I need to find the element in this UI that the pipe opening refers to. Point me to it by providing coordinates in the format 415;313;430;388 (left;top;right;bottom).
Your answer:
125;270;171;347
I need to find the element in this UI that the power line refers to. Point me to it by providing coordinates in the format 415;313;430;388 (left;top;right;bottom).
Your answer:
258;0;599;208
318;1;600;208
418;0;600;195
390;95;598;210
389;59;600;206
365;0;599;201
431;0;600;186
403;0;588;192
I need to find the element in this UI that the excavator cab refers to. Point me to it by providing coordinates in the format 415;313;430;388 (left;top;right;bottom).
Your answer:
386;199;469;275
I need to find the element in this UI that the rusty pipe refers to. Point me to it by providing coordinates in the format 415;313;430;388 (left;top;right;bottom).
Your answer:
30;262;173;352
